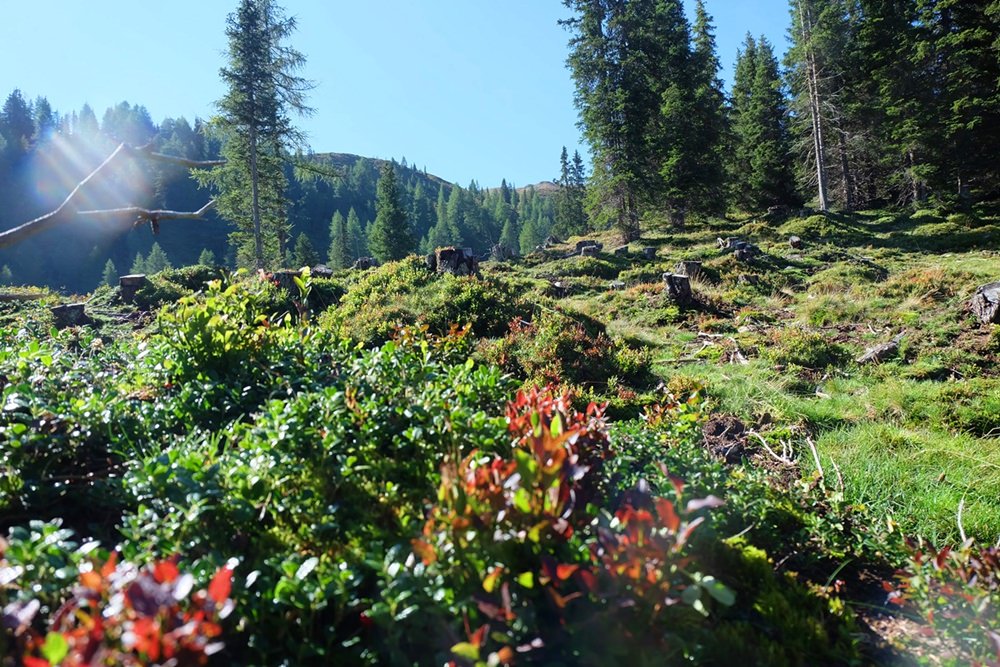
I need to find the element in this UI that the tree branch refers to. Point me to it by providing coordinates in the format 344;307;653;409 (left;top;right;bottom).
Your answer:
0;142;225;249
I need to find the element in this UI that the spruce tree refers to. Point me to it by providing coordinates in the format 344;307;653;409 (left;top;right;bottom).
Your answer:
345;208;368;260
730;36;797;211
199;0;312;270
101;259;117;287
368;163;414;262
685;0;727;216
327;210;351;269
130;253;146;275
292;232;319;267
197;248;217;266
145;243;173;274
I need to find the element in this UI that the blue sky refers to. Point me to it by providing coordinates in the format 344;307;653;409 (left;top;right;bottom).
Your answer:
1;1;791;186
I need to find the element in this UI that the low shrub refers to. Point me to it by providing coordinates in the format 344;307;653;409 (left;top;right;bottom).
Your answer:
765;328;850;369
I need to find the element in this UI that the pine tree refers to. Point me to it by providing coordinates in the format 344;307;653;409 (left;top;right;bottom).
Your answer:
368;163;414;262
0;265;13;286
327;210;351;269
199;0;312;270
101;259;117;287
0;90;35;160
292;232;319;267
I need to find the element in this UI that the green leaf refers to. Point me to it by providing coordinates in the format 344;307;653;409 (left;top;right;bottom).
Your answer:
513;487;532;513
451;641;481;661
41;632;69;665
516;571;535;589
701;576;735;606
550;412;562;437
295;556;319;581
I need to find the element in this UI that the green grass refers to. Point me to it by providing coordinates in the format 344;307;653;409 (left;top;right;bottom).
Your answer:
506;208;1000;546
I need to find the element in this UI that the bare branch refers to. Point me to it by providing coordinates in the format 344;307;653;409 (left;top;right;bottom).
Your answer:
0;142;225;249
77;200;217;226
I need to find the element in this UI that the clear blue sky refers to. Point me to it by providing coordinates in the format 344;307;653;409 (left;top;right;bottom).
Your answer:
1;1;790;186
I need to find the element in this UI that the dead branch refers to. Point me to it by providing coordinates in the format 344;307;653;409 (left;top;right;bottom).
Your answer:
0;142;225;249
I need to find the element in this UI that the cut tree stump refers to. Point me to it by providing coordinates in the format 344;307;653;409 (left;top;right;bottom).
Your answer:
642;246;657;260
435;246;478;276
352;257;378;270
663;273;693;306
789;236;803;249
675;260;703;280
856;332;905;364
613;245;629;256
51;303;87;328
119;274;148;304
970;282;1000;324
580;245;599;257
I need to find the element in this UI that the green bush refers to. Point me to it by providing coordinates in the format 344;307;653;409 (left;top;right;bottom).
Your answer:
765;328;850;368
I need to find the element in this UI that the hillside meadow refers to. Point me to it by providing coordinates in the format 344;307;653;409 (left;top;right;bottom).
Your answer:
1;208;998;666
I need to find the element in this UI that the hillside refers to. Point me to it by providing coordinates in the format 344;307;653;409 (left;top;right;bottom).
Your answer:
1;207;997;665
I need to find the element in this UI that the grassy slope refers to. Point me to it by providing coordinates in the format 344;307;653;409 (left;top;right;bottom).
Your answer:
497;209;1000;544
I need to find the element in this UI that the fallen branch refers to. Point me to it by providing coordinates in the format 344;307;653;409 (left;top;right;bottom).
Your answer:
78;199;217;232
0;142;225;249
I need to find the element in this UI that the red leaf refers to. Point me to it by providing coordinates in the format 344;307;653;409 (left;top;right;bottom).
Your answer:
577;568;598;592
412;538;437;565
555;564;579;581
101;551;119;578
208;565;234;605
655;498;681;533
469;623;488;647
153;559;180;584
23;658;51;667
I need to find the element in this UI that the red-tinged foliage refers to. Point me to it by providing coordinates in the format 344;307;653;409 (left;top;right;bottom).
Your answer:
887;538;1000;664
413;388;729;665
6;556;236;667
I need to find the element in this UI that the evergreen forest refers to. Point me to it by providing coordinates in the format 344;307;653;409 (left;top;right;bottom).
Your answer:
1;1;999;665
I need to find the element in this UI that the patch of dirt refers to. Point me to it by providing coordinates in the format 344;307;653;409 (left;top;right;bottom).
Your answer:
701;413;748;463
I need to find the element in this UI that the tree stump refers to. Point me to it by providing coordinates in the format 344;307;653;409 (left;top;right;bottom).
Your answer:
663;273;693;306
425;252;437;271
669;209;686;229
856;333;904;364
608;280;626;290
550;280;568;298
51;303;87;328
970;281;1000;324
575;240;601;252
642;247;657;260
119;274;148;304
311;265;334;278
435;246;478;276
490;243;515;262
675;260;703;280
352;257;378;270
789;236;803;249
580;245;599;257
613;245;629;256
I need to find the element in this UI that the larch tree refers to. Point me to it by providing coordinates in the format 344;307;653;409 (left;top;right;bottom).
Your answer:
199;0;312;270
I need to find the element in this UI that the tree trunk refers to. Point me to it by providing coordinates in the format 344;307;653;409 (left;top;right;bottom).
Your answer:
249;125;264;271
798;0;829;212
838;129;854;210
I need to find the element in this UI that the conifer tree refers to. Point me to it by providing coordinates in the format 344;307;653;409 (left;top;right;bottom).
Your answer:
368;163;414;262
130;253;146;275
292;232;319;267
145;243;172;274
327;210;351;269
199;0;312;270
345;208;368;260
197;248;217;266
101;259;117;287
730;35;797;210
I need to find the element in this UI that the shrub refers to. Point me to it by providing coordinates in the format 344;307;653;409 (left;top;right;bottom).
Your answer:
765;328;850;369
